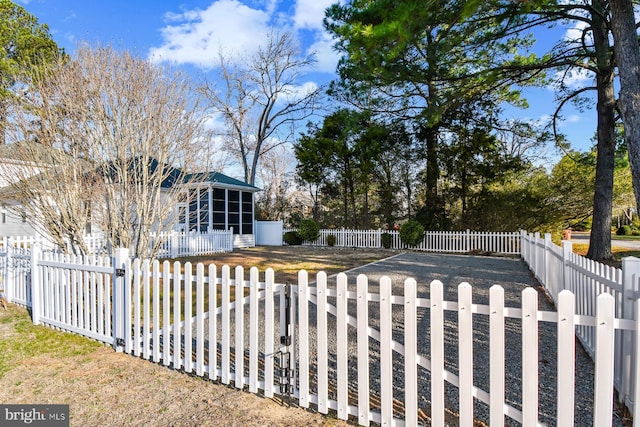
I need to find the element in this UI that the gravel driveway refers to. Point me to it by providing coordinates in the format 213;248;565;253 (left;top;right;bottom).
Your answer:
197;251;625;426
302;252;624;427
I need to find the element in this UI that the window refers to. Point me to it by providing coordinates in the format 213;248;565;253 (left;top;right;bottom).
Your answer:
199;188;209;231
242;192;253;234
227;190;240;234
188;189;198;231
212;188;226;230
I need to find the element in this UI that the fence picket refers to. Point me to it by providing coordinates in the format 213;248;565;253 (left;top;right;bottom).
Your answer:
404;278;418;426
298;270;309;408
489;285;505;427
196;263;205;376
208;264;218;380
594;293;615;427
152;261;160;362
249;267;259;394
221;265;230;384
162;260;171;366
184;262;193;373
235;266;244;389
430;280;445;426
316;272;329;414
264;268;275;398
357;274;370;426
143;259;151;360
172;261;181;369
522;287;539;427
458;283;474;426
380;276;393;426
337;273;349;420
557;290;576;426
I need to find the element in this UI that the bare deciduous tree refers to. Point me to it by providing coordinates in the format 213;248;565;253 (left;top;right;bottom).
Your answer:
201;31;322;186
255;145;295;221
3;45;210;257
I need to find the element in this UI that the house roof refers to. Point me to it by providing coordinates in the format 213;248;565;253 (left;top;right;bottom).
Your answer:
184;171;261;192
0;147;260;193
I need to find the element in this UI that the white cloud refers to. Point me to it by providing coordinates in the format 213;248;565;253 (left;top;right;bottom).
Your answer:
566;114;581;124
282;81;319;102
306;32;339;74
149;0;273;68
553;66;594;90
293;0;334;30
149;0;339;77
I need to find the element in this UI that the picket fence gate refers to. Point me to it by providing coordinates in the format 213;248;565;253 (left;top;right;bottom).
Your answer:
19;246;639;426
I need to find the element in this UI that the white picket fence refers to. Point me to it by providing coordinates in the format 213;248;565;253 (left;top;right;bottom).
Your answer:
150;230;234;258
284;228;521;254
5;231;640;425
0;230;233;258
17;246;638;426
521;231;640;413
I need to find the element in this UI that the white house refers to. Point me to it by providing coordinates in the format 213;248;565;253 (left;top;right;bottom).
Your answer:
0;154;45;238
0;146;261;249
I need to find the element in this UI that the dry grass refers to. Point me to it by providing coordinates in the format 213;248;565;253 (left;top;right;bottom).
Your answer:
571;243;640;268
161;245;400;284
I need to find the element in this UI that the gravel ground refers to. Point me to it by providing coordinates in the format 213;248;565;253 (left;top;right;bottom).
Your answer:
335;252;625;427
196;251;626;426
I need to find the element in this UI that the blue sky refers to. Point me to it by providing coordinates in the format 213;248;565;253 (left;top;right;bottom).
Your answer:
17;0;598;158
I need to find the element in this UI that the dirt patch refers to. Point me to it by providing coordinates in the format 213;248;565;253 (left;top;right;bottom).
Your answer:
165;245;401;284
0;247;399;427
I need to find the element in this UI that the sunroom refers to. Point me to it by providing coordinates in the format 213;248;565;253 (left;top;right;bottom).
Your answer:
175;172;260;248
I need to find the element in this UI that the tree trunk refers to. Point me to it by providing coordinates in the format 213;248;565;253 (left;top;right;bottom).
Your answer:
587;0;615;261
0;98;6;146
610;0;640;218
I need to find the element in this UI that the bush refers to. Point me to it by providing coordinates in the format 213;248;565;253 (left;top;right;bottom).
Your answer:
283;231;302;245
298;219;320;242
400;220;425;247
327;234;336;247
381;232;392;249
617;225;633;236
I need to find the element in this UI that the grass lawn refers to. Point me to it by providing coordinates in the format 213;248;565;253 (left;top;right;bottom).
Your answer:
571;243;640;268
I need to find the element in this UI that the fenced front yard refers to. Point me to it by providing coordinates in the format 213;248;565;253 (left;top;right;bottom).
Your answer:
2;230;639;426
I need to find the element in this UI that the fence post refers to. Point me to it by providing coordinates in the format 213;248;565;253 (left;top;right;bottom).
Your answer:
113;247;130;352
466;229;471;253
3;236;11;304
620;256;640;409
30;245;41;325
543;233;552;289
171;232;178;258
562;240;573;293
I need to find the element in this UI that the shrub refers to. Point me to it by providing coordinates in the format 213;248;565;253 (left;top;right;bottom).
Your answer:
283;231;302;245
400;220;425;247
617;225;633;236
298;219;320;242
381;232;392;249
327;234;337;247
